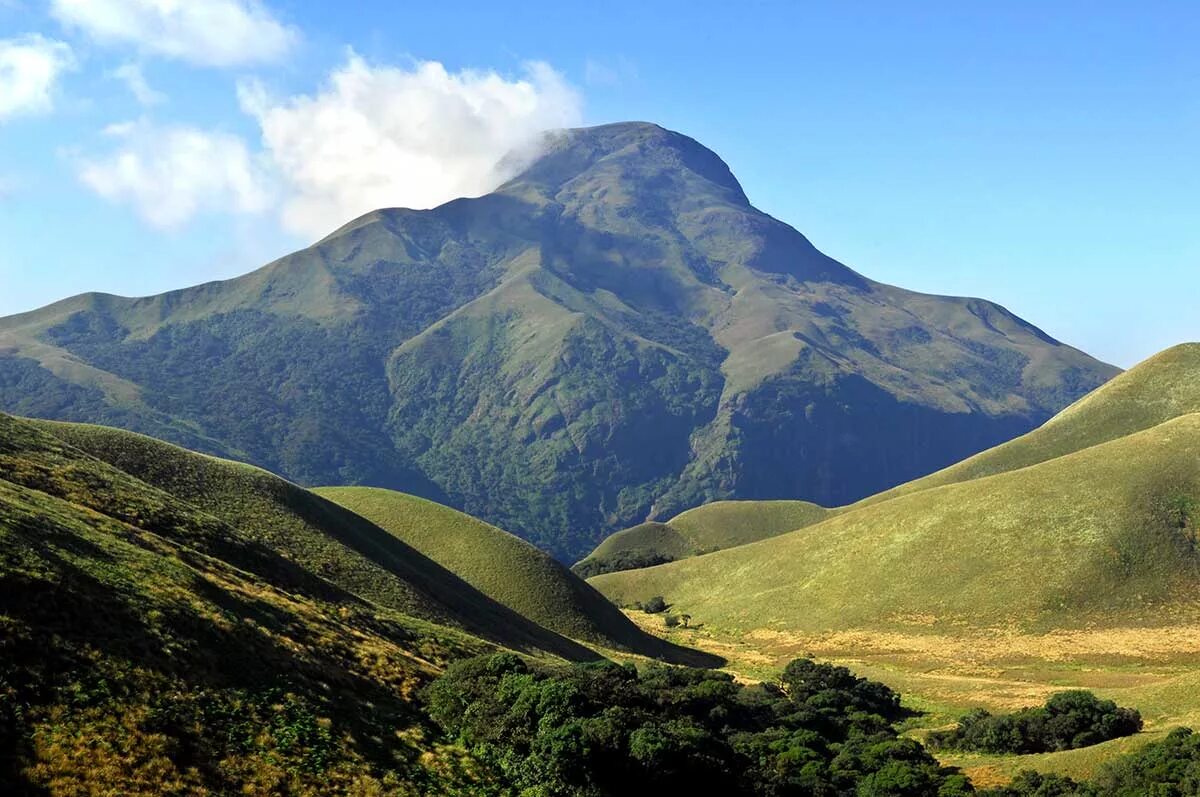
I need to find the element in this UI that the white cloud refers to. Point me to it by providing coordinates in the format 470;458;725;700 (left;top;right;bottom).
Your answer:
111;62;165;105
50;0;297;67
0;34;74;120
77;120;272;228
239;54;582;237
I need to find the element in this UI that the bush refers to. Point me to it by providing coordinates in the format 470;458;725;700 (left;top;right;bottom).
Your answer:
642;596;668;614
663;614;680;628
927;691;1142;754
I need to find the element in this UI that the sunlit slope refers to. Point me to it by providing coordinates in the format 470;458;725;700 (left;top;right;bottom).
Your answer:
591;413;1200;632
29;418;595;660
856;342;1200;508
574;500;829;576
314;486;716;664
668;500;830;550
0;411;531;792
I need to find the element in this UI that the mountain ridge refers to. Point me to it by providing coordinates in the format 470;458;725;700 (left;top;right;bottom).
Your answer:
0;121;1118;558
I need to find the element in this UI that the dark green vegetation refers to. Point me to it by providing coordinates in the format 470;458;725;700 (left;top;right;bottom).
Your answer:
424;652;973;796
313;486;711;662
574;500;829;576
590;344;1200;633
979;728;1200;796
927;692;1142;755
0;122;1116;559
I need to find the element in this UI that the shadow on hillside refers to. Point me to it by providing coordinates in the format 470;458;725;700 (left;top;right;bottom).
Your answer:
0;520;442;781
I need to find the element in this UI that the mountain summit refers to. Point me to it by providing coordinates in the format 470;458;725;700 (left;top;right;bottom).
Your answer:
0;122;1117;558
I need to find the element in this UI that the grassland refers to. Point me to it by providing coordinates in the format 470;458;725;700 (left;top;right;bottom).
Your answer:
32;418;596;661
574;500;829;576
855;343;1200;508
315;486;716;664
0;411;519;793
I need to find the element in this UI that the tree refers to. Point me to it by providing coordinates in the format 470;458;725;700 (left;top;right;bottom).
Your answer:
642;596;668;614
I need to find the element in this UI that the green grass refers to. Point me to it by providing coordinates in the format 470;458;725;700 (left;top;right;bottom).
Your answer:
31;418;597;662
856;342;1200;509
0;411;514;793
668;499;830;550
314;486;716;664
574;500;829;576
587;344;1200;783
591;412;1200;633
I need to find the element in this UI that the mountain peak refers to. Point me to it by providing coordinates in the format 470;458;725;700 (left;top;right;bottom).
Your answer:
499;121;751;207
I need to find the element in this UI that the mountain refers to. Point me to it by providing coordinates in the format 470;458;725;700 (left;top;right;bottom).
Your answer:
587;343;1200;634
573;500;828;577
0;121;1118;559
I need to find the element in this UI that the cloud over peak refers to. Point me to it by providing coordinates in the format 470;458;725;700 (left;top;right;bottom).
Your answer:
240;54;583;237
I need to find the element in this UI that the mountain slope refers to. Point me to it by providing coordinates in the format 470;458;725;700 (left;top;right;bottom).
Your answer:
588;345;1200;634
854;342;1200;508
21;417;594;661
0;411;533;792
0;121;1117;559
314;485;712;662
573;500;829;576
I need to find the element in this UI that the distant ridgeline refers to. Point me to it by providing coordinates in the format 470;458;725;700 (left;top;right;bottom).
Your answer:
0;122;1116;559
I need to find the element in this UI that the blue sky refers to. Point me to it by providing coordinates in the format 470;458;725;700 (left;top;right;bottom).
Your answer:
0;1;1195;367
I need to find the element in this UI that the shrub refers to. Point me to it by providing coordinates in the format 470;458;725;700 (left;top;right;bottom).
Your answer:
927;690;1142;754
642;596;668;614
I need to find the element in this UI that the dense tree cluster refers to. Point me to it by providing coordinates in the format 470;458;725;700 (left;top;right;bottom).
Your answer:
571;551;674;579
980;727;1200;796
927;691;1142;755
424;653;972;796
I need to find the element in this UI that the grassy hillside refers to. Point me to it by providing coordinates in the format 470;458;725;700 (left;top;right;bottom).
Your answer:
593;412;1200;631
0;411;516;793
314;486;715;664
590;342;1200;632
574;500;829;576
856;343;1200;508
31;419;596;661
668;499;830;550
0;122;1117;560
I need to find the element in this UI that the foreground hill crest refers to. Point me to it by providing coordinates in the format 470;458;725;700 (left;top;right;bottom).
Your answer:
0;121;1117;558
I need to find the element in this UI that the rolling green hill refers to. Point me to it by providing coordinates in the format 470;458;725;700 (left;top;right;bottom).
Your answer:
0;121;1116;559
27;418;597;661
854;342;1200;508
0;411;526;793
314;486;712;662
589;345;1200;634
574;500;828;576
